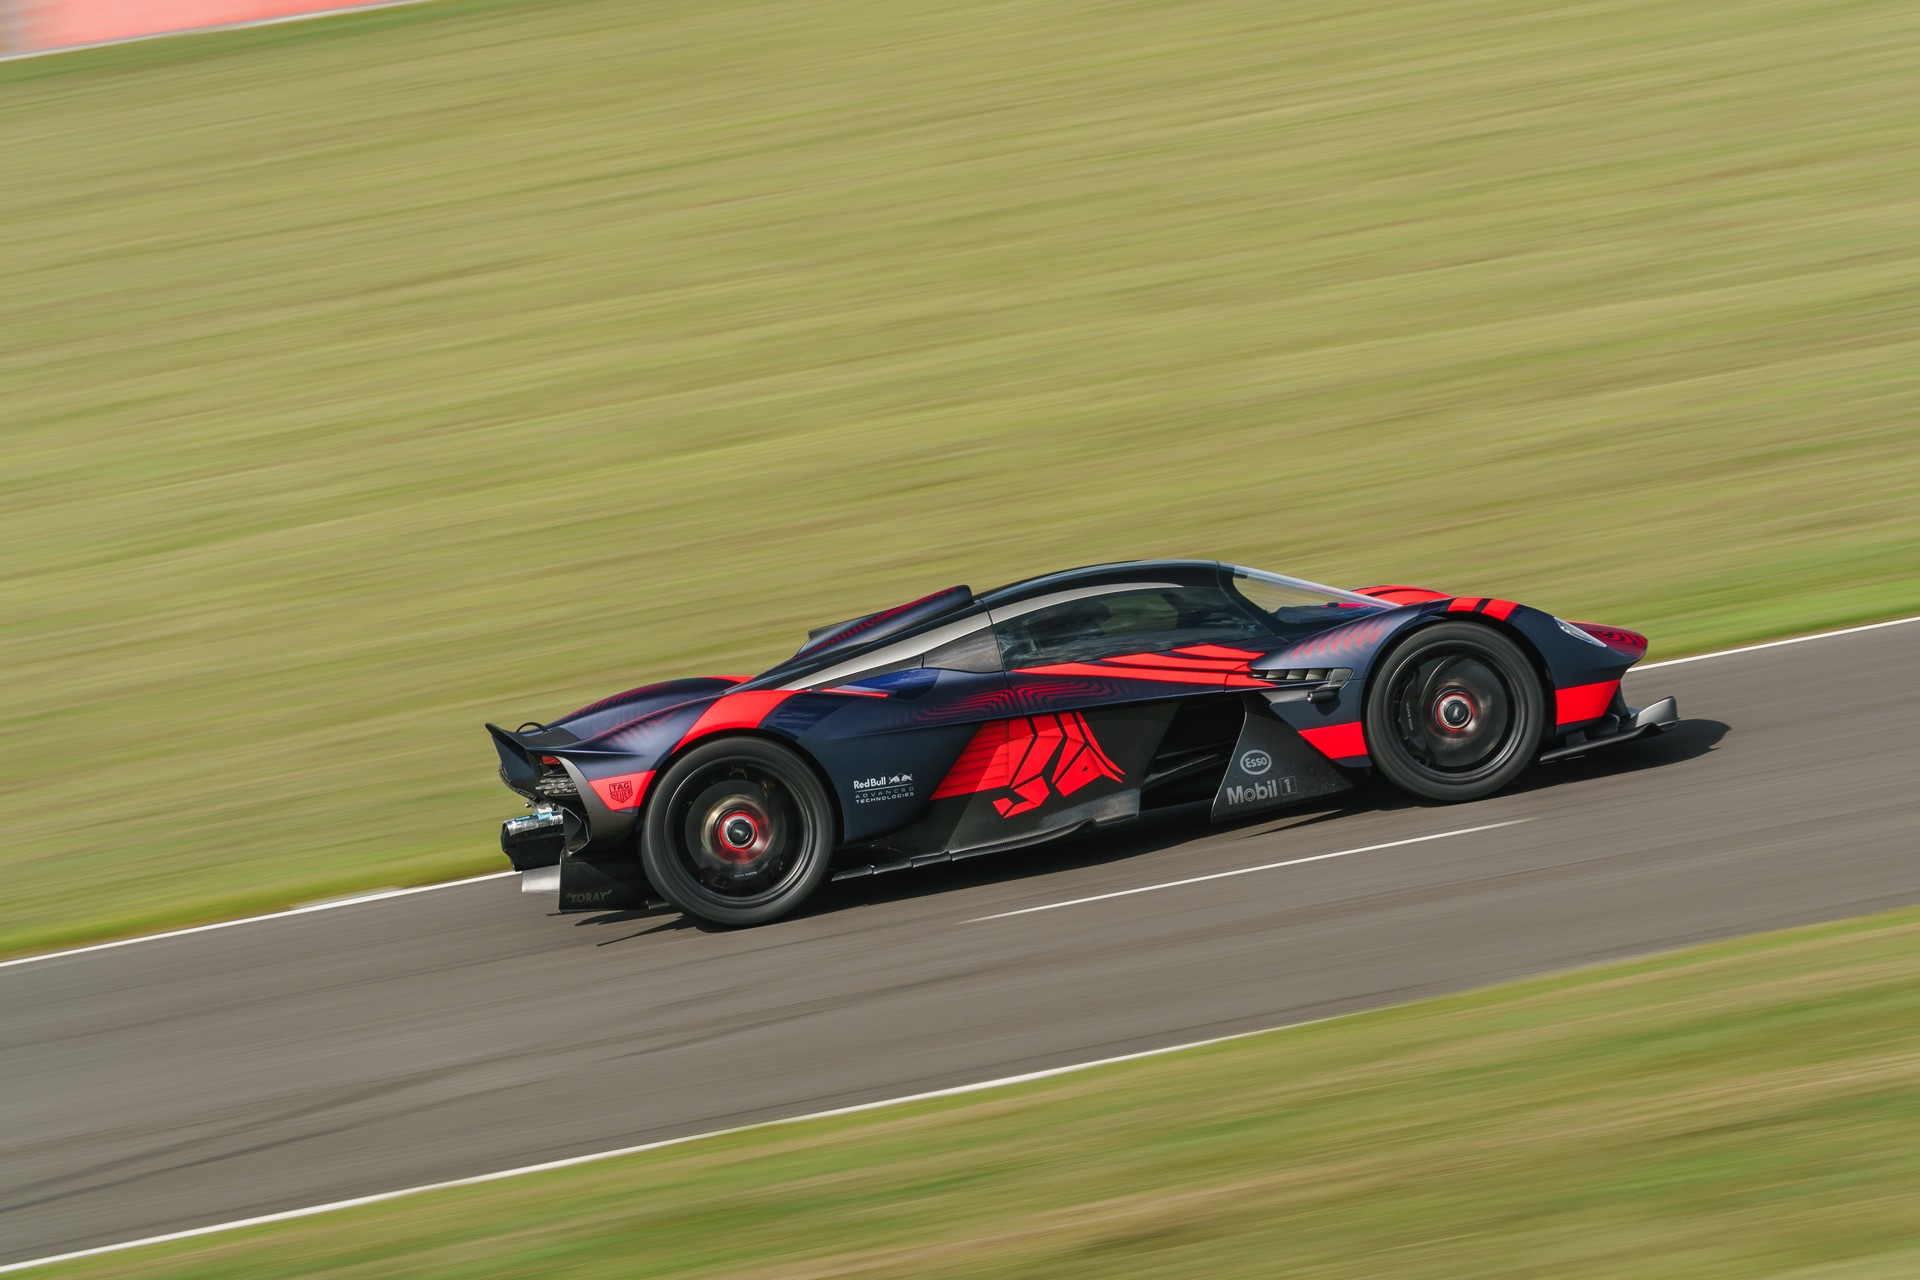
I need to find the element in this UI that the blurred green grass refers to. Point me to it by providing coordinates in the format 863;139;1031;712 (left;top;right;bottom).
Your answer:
37;906;1920;1278
2;0;1916;956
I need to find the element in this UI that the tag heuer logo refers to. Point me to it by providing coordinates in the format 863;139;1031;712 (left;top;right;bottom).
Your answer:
1240;750;1272;775
607;779;633;803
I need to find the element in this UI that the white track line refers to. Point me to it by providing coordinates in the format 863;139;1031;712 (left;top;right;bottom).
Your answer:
1634;613;1920;671
0;872;514;971
967;821;1528;922
0;1019;1317;1275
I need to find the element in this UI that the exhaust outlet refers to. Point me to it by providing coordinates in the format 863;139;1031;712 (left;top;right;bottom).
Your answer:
500;807;567;871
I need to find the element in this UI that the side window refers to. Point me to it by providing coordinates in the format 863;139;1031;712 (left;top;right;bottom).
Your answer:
1225;566;1388;640
921;627;1003;673
994;588;1270;669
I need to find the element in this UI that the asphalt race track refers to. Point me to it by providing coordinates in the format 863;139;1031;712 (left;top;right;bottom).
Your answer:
4;622;1917;1265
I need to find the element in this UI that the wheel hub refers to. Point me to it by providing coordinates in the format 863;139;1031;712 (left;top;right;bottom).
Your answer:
704;798;774;865
1435;691;1477;731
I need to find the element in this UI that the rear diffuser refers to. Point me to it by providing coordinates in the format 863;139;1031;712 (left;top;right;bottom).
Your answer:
555;852;658;912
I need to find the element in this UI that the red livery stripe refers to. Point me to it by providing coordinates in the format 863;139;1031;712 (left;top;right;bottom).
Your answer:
1018;661;1270;688
1481;599;1518;621
1447;597;1484;613
678;690;797;745
583;689;797;817
1100;653;1252;671
1554;680;1619;725
1299;721;1367;760
1355;585;1451;605
1174;644;1265;660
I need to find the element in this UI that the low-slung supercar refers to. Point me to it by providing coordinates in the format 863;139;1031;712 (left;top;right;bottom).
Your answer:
488;561;1676;925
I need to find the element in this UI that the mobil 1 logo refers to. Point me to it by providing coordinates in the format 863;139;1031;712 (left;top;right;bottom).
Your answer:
1224;774;1297;808
1208;714;1345;820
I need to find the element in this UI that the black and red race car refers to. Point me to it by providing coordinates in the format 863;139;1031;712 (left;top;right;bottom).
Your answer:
489;561;1675;926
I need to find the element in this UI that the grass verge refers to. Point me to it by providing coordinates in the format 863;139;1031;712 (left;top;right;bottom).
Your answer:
29;904;1920;1278
3;0;1917;956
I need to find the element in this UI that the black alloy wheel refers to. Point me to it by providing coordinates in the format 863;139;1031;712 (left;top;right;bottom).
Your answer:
1363;621;1546;802
641;737;837;926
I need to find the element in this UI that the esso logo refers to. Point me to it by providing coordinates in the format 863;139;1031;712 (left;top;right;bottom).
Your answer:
1240;750;1272;775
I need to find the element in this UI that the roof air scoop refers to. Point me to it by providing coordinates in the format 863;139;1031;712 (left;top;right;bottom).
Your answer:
792;585;973;658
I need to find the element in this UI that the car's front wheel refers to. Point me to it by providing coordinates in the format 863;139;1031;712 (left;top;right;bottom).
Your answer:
641;737;837;926
1364;621;1545;802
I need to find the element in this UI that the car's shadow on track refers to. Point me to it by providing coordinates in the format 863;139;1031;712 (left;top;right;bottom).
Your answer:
573;913;706;941
570;717;1730;941
1507;715;1729;795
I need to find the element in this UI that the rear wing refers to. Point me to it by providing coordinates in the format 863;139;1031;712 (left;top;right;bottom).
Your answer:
486;723;541;795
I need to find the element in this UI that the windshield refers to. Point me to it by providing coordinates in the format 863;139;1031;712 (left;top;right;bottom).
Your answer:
1227;565;1389;635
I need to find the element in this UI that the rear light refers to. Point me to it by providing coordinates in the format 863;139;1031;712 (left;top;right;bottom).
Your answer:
534;756;578;798
1555;618;1609;648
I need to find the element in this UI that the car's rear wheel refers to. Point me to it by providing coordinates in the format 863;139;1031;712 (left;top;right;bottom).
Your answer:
641;738;836;926
1364;622;1545;802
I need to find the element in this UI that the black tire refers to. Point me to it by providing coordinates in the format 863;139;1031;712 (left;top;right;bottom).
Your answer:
1364;621;1546;802
640;737;837;926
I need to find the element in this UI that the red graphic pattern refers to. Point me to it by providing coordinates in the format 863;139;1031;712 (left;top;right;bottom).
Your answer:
1264;616;1395;666
932;712;1127;817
